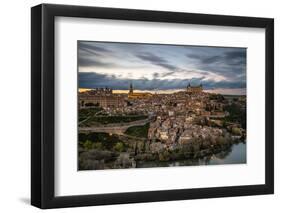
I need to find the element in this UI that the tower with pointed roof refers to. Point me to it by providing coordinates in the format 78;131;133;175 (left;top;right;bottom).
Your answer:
129;82;134;94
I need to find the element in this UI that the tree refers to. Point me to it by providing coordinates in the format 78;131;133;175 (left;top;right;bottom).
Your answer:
92;142;103;150
232;127;242;136
83;140;93;150
114;142;124;152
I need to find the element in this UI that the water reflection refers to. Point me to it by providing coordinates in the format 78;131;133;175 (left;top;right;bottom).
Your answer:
137;142;246;168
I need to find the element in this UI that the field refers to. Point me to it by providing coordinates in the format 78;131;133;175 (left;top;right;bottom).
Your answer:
79;108;148;126
125;123;150;138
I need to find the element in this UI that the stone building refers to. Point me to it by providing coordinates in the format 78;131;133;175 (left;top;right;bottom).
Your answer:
186;83;203;94
79;89;124;108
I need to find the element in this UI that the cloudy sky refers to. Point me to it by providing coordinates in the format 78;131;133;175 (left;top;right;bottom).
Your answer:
78;41;246;92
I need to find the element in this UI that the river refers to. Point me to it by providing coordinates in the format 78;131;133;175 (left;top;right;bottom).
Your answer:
137;142;246;168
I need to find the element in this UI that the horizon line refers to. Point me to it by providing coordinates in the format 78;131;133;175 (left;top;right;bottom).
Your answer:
79;88;246;95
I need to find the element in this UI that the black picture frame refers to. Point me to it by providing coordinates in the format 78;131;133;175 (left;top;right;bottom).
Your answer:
31;3;274;209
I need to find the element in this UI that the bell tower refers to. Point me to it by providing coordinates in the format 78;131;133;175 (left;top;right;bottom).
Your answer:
129;82;133;94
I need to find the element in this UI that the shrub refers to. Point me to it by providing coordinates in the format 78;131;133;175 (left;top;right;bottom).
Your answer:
83;140;93;150
114;142;124;152
232;127;242;136
159;150;170;161
92;142;103;150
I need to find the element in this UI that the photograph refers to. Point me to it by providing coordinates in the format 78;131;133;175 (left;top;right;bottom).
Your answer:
29;2;274;209
78;41;247;170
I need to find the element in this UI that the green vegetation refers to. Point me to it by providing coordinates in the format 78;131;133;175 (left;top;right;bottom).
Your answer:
209;94;225;101
125;123;150;138
159;150;170;161
81;140;94;150
79;140;105;151
79;107;103;121
87;115;148;125
79;132;130;154
79;116;87;122
79;107;148;126
224;103;246;129
231;127;242;136
113;142;125;152
79;132;120;150
92;142;103;150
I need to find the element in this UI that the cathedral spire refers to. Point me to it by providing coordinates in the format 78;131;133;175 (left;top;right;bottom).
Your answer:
129;82;133;93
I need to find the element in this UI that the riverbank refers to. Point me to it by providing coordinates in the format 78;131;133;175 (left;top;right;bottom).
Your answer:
137;142;246;168
78;131;246;170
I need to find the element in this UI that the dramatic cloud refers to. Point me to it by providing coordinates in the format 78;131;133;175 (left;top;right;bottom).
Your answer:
79;72;245;91
185;48;246;84
78;41;246;90
79;42;112;55
78;57;115;68
186;50;246;65
135;52;178;71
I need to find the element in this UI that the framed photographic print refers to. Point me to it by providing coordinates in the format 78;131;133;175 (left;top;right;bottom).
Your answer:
31;4;274;209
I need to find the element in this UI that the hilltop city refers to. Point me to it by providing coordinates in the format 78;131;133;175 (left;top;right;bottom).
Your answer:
78;83;246;170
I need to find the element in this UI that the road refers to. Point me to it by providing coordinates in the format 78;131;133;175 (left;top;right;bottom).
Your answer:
79;118;151;135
